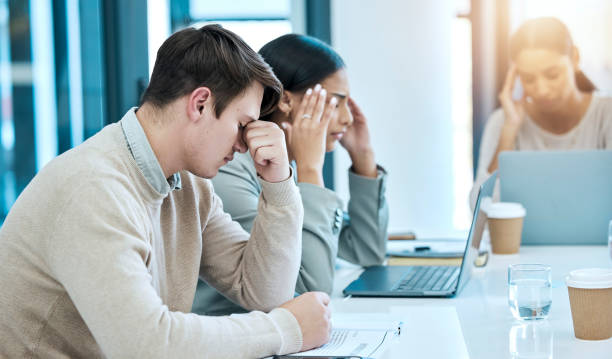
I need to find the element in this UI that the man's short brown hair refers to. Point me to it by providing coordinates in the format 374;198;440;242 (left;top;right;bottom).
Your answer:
141;24;282;117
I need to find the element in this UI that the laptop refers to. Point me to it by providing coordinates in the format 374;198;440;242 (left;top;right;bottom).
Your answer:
343;172;497;298
499;150;612;245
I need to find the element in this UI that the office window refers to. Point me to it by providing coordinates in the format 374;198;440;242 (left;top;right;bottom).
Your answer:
190;20;292;52
451;0;474;231
190;0;290;19
147;0;171;77
189;0;291;51
167;0;296;53
0;0;107;224
0;0;61;221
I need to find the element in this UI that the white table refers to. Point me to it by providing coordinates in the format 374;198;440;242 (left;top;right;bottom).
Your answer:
330;246;612;358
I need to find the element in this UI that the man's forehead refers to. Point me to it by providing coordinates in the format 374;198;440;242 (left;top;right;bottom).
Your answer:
244;83;264;118
227;84;263;119
242;92;262;113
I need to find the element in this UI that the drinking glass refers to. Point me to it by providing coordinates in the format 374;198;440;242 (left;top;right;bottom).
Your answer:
508;264;552;320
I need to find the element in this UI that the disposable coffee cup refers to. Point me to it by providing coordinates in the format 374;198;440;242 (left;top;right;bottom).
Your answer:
565;268;612;340
484;202;526;254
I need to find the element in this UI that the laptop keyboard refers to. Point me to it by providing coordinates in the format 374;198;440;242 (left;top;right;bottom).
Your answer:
393;266;460;292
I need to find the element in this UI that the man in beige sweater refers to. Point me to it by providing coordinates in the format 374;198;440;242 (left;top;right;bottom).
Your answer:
0;25;330;358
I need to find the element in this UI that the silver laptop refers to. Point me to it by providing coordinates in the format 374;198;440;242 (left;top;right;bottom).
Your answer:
342;172;497;298
499;150;612;245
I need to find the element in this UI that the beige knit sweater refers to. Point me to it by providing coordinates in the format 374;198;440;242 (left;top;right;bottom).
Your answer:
0;121;304;358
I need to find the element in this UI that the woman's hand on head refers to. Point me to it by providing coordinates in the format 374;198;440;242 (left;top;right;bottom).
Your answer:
488;64;528;173
281;84;337;186
340;97;372;154
499;64;527;136
340;97;378;178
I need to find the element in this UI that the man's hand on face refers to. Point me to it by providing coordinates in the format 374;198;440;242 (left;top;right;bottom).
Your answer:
243;121;291;183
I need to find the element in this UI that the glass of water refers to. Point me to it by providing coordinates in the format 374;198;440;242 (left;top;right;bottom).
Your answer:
508;264;552;320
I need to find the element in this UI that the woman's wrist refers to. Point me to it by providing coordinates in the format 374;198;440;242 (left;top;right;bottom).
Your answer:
349;148;378;178
295;160;324;187
499;123;520;150
296;167;325;187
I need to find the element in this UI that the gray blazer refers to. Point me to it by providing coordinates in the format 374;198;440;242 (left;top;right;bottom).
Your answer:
192;152;389;315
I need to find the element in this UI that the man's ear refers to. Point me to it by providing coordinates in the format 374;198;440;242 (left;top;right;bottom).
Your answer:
277;91;294;115
187;87;212;122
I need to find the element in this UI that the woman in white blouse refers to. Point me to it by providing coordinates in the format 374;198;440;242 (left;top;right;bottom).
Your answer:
470;17;612;208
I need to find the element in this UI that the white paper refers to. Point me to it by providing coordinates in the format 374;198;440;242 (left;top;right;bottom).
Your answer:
289;314;401;358
387;238;467;256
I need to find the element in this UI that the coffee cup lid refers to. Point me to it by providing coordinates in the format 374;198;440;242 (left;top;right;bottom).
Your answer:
481;199;526;219
565;268;612;289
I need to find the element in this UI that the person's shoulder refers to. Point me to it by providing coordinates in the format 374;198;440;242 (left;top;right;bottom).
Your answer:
590;93;612;113
34;124;156;216
584;93;612;129
488;108;506;125
481;108;506;137
37;124;130;186
12;146;140;228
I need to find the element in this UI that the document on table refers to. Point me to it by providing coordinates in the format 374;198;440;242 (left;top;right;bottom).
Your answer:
387;238;468;257
288;314;401;358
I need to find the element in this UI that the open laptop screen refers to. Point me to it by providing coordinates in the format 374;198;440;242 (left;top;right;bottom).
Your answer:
499;150;612;245
454;171;497;293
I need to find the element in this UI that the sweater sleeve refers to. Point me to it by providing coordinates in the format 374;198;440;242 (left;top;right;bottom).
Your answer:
211;154;342;295
210;153;341;297
199;168;304;313
294;182;345;294
211;155;385;295
212;155;387;295
336;166;389;267
469;109;505;209
47;180;302;358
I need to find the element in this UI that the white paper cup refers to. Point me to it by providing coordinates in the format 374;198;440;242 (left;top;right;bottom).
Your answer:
565;268;612;340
